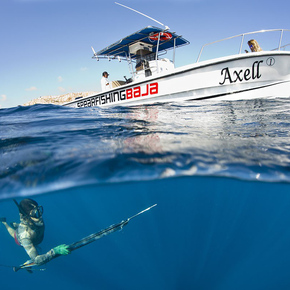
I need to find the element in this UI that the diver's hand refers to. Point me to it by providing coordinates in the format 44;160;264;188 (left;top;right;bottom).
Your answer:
0;217;6;223
53;244;71;255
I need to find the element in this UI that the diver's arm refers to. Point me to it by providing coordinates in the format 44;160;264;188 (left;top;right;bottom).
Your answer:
22;239;56;265
1;220;16;238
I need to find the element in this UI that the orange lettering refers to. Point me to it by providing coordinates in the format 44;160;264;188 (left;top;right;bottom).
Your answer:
126;89;133;99
141;84;149;96
150;82;158;94
134;86;141;98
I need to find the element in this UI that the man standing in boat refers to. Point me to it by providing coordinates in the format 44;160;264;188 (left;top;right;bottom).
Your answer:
0;198;70;266
101;71;111;92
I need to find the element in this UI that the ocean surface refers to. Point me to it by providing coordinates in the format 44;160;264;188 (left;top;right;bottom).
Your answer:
1;98;290;290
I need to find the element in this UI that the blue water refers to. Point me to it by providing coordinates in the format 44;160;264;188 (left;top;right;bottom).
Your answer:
1;98;290;289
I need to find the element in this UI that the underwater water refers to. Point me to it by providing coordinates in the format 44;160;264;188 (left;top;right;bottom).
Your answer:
1;98;290;289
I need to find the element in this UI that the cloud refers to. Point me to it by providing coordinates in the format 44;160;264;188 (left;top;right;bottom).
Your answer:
1;94;7;101
25;86;37;91
58;76;63;83
58;87;66;93
80;67;88;72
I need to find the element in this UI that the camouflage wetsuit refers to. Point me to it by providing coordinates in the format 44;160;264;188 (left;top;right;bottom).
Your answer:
15;214;56;265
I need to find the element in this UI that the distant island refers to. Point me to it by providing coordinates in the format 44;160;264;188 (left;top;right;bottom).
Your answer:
23;91;98;106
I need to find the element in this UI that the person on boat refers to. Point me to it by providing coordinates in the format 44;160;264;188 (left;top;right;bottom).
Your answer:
0;198;70;265
248;39;262;52
101;71;111;91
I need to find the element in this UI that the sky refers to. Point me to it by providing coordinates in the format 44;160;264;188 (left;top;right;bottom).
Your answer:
1;0;289;108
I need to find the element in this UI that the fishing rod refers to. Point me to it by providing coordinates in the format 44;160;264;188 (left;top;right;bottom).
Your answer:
115;2;170;30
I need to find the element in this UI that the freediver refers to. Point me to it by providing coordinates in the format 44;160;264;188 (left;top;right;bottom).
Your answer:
0;198;70;265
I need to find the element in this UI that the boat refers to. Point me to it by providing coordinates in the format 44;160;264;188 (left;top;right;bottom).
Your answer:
63;25;290;108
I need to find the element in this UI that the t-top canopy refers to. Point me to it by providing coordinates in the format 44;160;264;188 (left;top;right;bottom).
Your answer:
96;26;190;60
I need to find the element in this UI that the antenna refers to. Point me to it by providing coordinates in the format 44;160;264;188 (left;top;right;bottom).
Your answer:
115;2;170;30
91;46;96;55
91;46;99;60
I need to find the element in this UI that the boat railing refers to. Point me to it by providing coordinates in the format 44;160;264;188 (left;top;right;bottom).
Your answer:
196;29;290;62
272;43;290;51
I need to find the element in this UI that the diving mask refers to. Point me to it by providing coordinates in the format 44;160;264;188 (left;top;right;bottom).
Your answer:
30;205;43;219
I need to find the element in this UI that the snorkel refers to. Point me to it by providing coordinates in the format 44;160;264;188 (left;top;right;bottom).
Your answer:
13;199;27;216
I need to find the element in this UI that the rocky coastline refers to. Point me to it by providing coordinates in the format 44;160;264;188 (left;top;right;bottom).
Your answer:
23;91;98;106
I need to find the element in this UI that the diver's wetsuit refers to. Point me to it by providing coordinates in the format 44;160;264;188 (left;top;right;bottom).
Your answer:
15;214;56;265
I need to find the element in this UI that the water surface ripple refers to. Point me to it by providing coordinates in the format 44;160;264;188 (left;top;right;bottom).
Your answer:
1;98;290;199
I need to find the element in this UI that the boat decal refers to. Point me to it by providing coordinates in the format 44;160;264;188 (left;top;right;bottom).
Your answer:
219;60;263;85
266;57;275;66
126;82;158;99
76;82;158;108
189;80;289;101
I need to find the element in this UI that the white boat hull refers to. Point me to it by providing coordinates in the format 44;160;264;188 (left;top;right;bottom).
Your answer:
64;51;290;108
